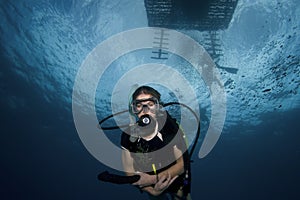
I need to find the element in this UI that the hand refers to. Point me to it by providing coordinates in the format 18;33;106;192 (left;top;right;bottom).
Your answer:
132;172;156;188
151;172;178;196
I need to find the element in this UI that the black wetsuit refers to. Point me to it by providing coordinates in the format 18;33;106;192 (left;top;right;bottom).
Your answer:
121;112;191;196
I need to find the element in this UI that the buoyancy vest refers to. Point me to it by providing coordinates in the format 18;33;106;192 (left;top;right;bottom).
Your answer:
121;111;191;195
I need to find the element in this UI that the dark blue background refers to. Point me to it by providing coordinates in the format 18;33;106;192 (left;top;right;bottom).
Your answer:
1;0;299;199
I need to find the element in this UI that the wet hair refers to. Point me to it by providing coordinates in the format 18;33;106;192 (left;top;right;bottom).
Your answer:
132;86;161;102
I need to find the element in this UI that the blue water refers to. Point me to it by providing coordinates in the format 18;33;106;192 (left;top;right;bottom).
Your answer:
1;0;299;199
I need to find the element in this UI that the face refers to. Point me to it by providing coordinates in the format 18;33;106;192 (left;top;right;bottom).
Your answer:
134;93;158;119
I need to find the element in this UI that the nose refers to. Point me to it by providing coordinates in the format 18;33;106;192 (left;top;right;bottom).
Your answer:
141;105;149;113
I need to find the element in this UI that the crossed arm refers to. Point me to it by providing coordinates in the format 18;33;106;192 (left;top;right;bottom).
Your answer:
121;146;185;196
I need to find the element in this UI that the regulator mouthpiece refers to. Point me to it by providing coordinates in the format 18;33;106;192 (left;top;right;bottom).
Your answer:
138;114;151;126
132;114;157;138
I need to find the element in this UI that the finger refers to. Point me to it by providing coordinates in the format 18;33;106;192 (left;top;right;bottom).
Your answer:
160;172;171;184
155;182;167;191
157;174;178;191
167;175;178;186
156;175;171;190
158;174;168;184
166;172;171;182
154;178;166;190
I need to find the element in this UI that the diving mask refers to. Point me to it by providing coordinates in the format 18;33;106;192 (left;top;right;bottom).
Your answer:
131;97;160;114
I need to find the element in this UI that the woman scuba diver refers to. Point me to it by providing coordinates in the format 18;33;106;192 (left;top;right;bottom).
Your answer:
120;86;192;200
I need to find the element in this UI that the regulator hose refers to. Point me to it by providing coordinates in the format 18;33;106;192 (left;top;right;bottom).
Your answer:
98;171;140;184
97;102;200;185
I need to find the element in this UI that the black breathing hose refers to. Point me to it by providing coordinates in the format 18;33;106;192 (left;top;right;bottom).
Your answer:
97;102;200;185
98;171;140;184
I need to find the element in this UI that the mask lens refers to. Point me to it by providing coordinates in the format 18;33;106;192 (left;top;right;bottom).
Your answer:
131;97;159;114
